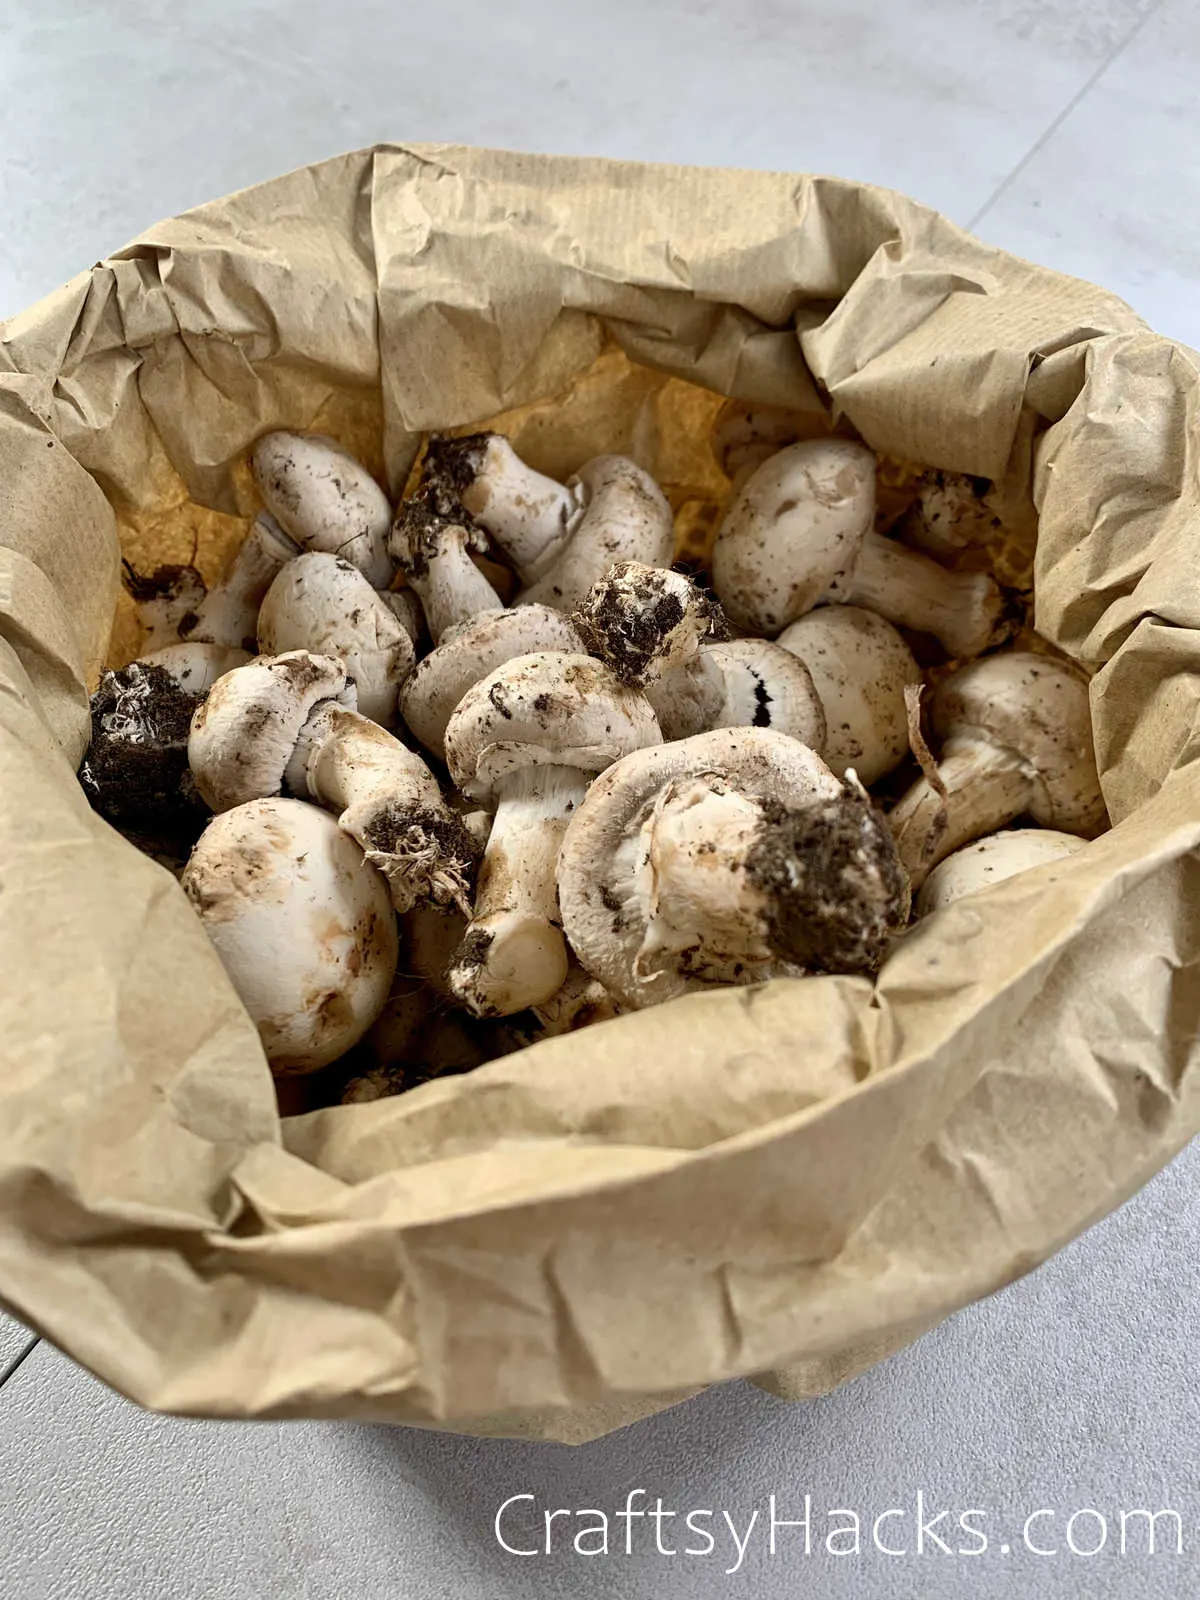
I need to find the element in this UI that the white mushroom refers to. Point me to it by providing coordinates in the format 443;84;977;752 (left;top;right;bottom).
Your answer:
184;513;301;649
712;440;1015;657
517;457;676;612
776;606;922;784
699;641;826;746
444;651;662;1017
422;432;579;580
572;561;825;745
710;399;836;482
558;727;909;1010
399;604;585;760
181;797;397;1074
124;513;299;654
252;431;394;587
80;643;251;834
188;651;477;912
888;652;1107;889
916;829;1087;917
257;552;416;724
388;490;505;644
124;562;207;650
423;438;675;614
893;469;1000;560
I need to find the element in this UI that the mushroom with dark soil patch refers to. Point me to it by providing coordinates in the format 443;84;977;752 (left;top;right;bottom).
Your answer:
558;726;908;1010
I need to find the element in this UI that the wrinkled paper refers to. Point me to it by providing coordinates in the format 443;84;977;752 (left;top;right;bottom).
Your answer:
1;144;1198;1442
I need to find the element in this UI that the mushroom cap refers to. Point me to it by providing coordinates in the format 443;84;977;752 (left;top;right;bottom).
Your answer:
182;798;397;1074
777;605;921;784
711;439;876;635
188;650;355;813
379;587;428;652
705;639;827;748
916;828;1087;916
251;431;393;588
559;726;905;1009
517;456;676;612
140;642;252;694
572;559;725;684
257;553;415;725
931;652;1105;834
399;604;585;759
444;650;661;804
710;400;837;480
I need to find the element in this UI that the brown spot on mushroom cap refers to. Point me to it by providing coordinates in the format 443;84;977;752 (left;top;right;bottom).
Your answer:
181;816;295;922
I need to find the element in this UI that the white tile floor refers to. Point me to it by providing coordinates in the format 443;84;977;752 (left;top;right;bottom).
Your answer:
2;2;1199;1596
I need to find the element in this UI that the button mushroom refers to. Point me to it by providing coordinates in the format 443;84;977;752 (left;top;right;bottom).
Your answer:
711;439;1015;657
388;488;505;644
558;727;909;1010
257;552;416;725
123;561;208;650
893;469;1000;560
188;651;477;913
888;652;1107;889
182;797;398;1074
776;605;922;784
916;828;1087;917
252;431;394;588
421;432;580;582
125;512;299;655
443;650;662;1017
399;603;585;760
517;457;676;613
573;560;825;745
421;436;676;613
710;399;837;483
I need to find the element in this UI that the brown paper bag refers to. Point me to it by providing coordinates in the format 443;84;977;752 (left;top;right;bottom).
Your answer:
2;144;1198;1442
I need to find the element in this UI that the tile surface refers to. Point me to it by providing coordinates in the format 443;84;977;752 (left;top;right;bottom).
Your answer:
0;0;1154;319
0;1310;34;1373
3;0;1200;1596
2;1143;1197;1599
975;0;1200;347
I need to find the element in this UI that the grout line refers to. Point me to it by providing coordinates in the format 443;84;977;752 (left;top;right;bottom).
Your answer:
0;1334;40;1393
967;0;1165;232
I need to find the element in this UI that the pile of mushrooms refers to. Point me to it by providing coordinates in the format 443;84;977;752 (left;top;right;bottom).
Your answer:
80;402;1108;1109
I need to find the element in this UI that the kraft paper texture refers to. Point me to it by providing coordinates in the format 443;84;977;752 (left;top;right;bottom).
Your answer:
1;144;1196;1442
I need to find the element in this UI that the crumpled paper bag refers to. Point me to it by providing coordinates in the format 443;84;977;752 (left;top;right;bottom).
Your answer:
1;144;1198;1443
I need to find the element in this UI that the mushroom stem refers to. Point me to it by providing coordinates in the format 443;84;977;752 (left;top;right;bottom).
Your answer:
423;433;580;580
124;563;208;650
644;654;727;740
286;702;477;914
184;513;299;650
888;738;1035;886
447;764;579;1016
389;496;504;643
843;531;1013;659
